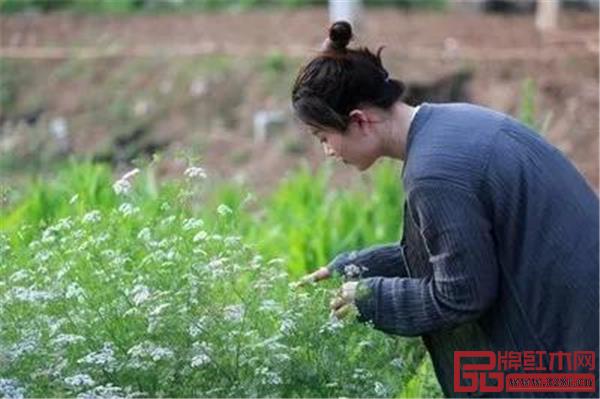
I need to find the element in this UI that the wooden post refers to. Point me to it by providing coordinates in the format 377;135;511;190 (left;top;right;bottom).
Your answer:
535;0;559;32
329;0;363;30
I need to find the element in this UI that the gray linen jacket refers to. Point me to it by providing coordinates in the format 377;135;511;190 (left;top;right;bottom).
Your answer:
329;103;599;398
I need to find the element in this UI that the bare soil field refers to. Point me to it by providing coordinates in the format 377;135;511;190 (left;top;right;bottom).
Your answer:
1;7;598;191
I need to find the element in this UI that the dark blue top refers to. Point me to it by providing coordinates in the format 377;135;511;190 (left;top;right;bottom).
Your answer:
329;103;599;398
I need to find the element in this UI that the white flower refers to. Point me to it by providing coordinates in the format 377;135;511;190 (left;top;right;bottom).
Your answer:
65;282;85;301
77;383;125;399
318;315;345;334
130;284;151;306
191;353;211;367
41;230;56;243
33;250;52;262
53;217;73;231
344;263;366;278
259;299;281;313
390;357;404;369
280;318;296;335
193;231;208;242
255;367;282;386
137;227;151;242
0;378;26;399
8;332;39;361
223;304;245;323
207;257;227;269
51;334;85;347
182;218;204;230
184;166;207;179
216;204;232;216
77;343;116;370
82;210;101;224
45;316;66;337
64;374;95;387
352;368;370;381
374;381;388;397
190;341;212;367
188;317;207;338
224;235;241;246
118;203;139;216
9;270;29;283
160;215;176;226
95;232;110;244
113;168;140;195
127;341;174;362
149;346;173;361
148;302;170;317
11;287;55;303
113;179;132;196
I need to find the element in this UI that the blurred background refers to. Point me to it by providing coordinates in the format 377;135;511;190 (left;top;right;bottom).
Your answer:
0;0;598;199
0;3;597;396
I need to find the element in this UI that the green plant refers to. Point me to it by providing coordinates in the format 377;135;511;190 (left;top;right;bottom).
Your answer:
0;60;18;114
0;0;72;13
264;51;287;75
0;162;435;397
518;77;553;134
0;161;117;234
247;160;404;277
518;78;536;129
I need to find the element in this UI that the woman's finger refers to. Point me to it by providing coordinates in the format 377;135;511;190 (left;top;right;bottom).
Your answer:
313;267;331;282
293;267;331;288
329;295;346;311
333;303;354;319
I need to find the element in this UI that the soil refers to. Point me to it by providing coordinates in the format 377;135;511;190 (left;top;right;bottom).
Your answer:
0;7;598;192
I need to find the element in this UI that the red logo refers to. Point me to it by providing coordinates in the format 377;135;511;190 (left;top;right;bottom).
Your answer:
454;350;596;393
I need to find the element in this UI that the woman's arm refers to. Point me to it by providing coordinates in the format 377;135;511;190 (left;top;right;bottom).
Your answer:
327;243;408;279
354;180;499;336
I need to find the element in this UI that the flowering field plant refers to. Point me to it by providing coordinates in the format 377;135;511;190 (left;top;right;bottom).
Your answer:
0;165;434;398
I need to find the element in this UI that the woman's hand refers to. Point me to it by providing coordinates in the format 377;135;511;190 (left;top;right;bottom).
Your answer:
330;281;359;319
292;266;331;288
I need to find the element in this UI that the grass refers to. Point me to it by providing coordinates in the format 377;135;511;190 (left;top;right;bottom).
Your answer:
518;77;553;134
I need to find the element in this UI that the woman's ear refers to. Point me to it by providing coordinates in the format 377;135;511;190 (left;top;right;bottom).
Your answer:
349;109;364;122
349;109;367;132
349;109;376;136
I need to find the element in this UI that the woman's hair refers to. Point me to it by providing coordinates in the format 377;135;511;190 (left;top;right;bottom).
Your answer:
292;20;406;133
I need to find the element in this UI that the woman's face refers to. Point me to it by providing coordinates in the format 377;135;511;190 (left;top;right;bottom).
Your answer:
313;120;381;171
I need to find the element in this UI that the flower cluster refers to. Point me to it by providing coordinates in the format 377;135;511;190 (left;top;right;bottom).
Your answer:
113;168;140;196
183;166;207;179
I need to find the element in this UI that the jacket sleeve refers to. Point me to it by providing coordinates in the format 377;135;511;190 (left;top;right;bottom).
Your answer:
327;243;408;279
354;180;499;336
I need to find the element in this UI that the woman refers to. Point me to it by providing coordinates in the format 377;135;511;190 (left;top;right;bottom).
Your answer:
292;21;599;398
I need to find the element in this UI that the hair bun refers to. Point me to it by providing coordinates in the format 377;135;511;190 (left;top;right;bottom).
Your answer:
328;20;353;51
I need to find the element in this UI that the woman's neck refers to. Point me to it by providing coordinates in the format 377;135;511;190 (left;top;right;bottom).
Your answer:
380;101;416;161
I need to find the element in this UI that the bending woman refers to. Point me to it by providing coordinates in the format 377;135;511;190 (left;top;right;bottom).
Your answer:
293;21;599;398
